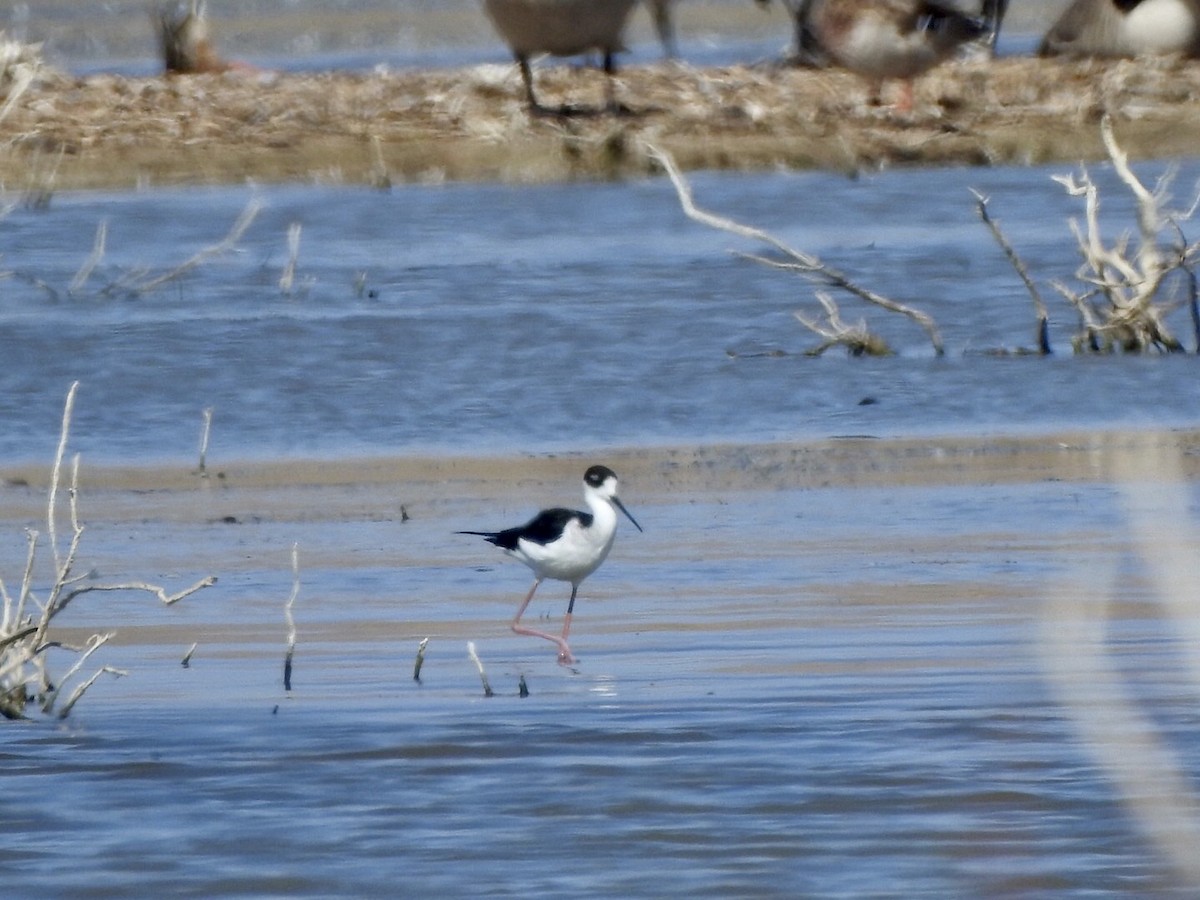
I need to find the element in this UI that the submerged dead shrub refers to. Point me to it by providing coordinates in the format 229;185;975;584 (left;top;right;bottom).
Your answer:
1051;116;1200;353
0;383;215;719
645;141;940;357
651;115;1200;357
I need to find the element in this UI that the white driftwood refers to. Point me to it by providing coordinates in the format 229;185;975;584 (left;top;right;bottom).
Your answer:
279;223;301;294
413;636;430;683
130;198;260;295
794;291;890;356
1051;115;1199;352
645;142;943;355
467;641;494;698
196;406;214;478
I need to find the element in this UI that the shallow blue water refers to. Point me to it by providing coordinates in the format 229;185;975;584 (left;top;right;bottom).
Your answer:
3;469;1199;897
2;163;1198;465
4;159;1200;896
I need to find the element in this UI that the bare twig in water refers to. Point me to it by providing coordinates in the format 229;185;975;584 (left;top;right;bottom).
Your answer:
413;636;429;683
45;381;77;578
9;201;260;302
56;665;127;719
49;576;216;614
283;543;299;692
279;223;301;294
1187;264;1200;353
68;220;107;297
794;291;891;357
972;189;1051;354
467;641;494;698
369;134;392;190
195;407;214;478
42;632;119;717
644;142;943;356
129;198;261;296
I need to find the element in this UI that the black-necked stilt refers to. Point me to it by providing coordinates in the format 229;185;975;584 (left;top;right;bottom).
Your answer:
459;464;643;665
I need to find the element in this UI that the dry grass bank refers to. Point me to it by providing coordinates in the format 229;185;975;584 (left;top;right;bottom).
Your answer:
1;53;1199;192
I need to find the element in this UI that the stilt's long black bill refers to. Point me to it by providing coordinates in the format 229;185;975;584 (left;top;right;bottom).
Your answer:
615;497;643;533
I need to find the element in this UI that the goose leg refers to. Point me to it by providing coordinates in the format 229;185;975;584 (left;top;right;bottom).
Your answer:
518;54;551;115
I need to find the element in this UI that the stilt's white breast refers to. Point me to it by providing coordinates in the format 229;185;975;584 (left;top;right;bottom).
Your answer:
517;513;616;582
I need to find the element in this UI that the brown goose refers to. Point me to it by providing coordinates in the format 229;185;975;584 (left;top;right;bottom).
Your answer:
482;0;640;114
646;0;680;58
808;0;987;109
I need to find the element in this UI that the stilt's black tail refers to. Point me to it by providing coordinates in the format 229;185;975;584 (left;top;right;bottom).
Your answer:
457;529;520;551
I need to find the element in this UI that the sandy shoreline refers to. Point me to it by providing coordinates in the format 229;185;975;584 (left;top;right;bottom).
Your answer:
3;429;1197;526
3;53;1200;192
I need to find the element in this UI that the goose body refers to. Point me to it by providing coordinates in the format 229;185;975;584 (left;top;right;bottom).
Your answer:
808;0;986;108
482;0;640;112
810;0;985;80
1040;0;1200;58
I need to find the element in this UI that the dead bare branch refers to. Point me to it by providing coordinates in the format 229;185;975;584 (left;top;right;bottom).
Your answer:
0;383;217;719
56;665;128;719
283;543;299;692
468;641;494;698
972;189;1051;355
1050;116;1195;353
794;291;891;357
413;636;430;683
279;223;301;294
195;406;214;478
130;197;261;295
55;576;218;611
68;220;107;296
644;142;944;355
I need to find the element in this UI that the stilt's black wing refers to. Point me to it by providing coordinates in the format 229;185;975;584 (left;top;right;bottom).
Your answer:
459;507;593;550
515;508;592;545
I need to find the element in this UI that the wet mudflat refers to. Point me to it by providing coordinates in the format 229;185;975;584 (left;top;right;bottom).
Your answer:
3;432;1200;896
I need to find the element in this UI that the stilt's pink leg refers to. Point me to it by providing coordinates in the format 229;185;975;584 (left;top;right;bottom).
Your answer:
556;612;575;665
511;578;541;626
511;578;575;664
